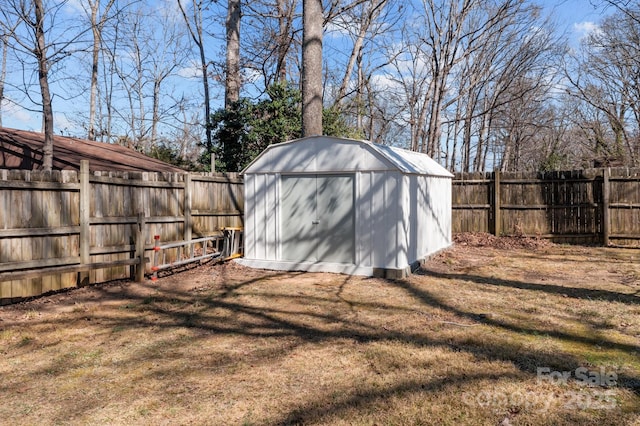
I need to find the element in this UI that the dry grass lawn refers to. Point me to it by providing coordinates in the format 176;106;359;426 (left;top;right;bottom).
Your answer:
1;235;639;425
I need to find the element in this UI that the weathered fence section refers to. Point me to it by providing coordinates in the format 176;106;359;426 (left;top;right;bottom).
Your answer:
609;169;640;245
453;168;640;245
0;161;243;304
5;163;639;304
0;169;80;301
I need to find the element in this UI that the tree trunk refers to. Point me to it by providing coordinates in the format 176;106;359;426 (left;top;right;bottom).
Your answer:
34;0;54;171
0;35;8;127
337;14;368;107
102;21;118;143
151;79;160;147
356;50;363;132
335;0;385;109
89;25;99;139
198;27;211;151
178;0;212;153
302;0;323;137
462;115;472;172
225;0;241;108
133;36;145;149
87;0;115;141
88;0;100;140
275;0;295;83
427;74;445;157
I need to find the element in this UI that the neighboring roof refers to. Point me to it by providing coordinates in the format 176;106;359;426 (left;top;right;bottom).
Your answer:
242;135;454;178
0;127;185;173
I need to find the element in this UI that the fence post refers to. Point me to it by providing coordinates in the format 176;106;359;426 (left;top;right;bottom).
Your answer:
602;168;610;246
152;235;160;282
79;160;90;286
135;213;146;282
184;173;192;257
493;171;501;236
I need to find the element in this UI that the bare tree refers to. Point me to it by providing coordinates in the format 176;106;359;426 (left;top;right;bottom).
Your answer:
324;0;372;23
32;0;54;169
117;8;148;148
99;15;120;142
599;0;640;25
456;2;561;171
108;5;189;152
0;0;54;163
565;7;640;166
380;0;564;172
241;0;300;91
323;0;404;142
239;0;387;118
0;15;21;127
274;0;297;83
151;18;190;149
1;0;86;169
333;0;388;107
225;0;241;107
84;0;117;140
178;0;213;152
386;29;431;151
0;28;16;127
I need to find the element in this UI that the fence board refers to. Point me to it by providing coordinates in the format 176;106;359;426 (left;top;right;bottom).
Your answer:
453;167;640;245
1;166;244;304
8;164;638;304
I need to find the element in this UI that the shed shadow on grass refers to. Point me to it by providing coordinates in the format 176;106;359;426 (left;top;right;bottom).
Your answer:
2;256;639;424
418;269;640;305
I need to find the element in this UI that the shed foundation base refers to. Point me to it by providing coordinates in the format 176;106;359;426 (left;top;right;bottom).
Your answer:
236;244;452;278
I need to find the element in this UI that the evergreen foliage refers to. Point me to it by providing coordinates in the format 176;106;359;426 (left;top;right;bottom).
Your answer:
206;82;358;172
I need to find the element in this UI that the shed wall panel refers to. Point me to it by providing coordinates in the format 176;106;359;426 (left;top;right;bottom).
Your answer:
403;175;416;265
265;173;279;260
355;172;371;267
423;176;452;255
244;173;279;261
281;175;318;261
241;137;452;276
401;175;452;266
359;171;402;269
316;175;355;263
243;174;256;259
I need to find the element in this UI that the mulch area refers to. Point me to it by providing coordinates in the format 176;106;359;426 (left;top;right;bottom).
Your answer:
453;232;554;250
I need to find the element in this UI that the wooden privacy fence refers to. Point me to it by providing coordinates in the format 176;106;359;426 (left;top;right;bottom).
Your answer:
453;168;640;245
4;163;639;304
0;161;243;304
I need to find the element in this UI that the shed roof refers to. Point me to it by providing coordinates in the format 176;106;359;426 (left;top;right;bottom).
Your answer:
242;136;453;177
0;127;184;173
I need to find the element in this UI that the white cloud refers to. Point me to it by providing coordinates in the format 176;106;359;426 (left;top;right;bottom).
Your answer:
325;15;361;39
54;113;78;134
325;21;351;38
1;99;39;130
63;0;88;16
573;21;601;38
177;62;203;79
369;72;401;92
156;0;187;25
243;68;263;85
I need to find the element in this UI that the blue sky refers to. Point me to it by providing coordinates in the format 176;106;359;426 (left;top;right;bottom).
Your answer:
546;0;603;39
0;0;609;136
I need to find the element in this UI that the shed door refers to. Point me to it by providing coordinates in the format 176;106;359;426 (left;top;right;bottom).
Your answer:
281;175;355;263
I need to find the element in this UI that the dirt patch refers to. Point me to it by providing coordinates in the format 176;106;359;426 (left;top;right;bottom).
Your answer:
1;238;639;425
454;231;554;250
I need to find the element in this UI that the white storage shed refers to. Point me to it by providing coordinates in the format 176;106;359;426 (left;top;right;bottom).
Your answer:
238;136;453;278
